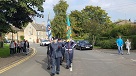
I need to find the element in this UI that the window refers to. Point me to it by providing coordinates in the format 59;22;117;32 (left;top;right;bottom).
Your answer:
37;31;40;36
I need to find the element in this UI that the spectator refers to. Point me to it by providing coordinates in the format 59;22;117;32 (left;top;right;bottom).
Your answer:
17;41;21;53
116;36;124;55
26;40;30;55
9;41;15;55
125;39;131;55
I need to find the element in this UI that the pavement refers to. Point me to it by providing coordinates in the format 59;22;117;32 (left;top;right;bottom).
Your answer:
0;48;35;74
1;43;136;76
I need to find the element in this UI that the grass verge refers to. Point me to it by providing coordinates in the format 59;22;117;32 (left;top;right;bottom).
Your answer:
0;44;10;58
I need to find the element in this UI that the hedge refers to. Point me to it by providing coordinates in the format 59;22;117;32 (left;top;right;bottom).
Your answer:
98;35;136;49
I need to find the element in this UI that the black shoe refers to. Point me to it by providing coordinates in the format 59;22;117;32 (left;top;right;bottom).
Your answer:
47;67;50;70
56;72;59;75
66;66;69;69
50;73;55;76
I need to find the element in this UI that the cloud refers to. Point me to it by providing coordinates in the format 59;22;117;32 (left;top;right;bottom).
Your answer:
43;0;59;10
35;0;136;23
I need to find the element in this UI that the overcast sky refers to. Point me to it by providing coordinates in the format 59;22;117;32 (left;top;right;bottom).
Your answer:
34;0;136;24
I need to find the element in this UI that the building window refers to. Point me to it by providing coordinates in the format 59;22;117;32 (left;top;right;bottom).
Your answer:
29;31;31;35
37;31;40;36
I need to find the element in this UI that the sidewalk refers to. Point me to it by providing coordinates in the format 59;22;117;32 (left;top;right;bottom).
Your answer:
0;48;33;69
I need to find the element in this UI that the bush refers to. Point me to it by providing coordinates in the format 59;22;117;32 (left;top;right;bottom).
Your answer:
100;39;117;49
98;35;136;49
122;35;136;50
20;35;24;40
126;35;136;50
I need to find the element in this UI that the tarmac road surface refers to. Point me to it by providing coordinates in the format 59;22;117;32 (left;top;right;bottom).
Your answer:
1;43;136;76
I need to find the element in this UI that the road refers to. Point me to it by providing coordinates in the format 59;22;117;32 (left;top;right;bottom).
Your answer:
1;43;136;76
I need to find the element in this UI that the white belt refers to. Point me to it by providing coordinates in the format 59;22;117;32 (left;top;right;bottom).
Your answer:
65;49;72;50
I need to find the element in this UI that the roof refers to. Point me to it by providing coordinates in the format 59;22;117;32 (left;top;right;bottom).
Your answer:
31;23;46;31
10;25;20;31
114;20;132;25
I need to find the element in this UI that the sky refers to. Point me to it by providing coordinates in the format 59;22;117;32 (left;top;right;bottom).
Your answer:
34;0;136;24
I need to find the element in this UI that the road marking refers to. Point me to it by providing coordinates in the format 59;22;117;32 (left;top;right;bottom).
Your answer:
0;48;37;74
110;54;115;55
81;58;115;61
70;63;72;71
131;59;136;62
121;57;124;59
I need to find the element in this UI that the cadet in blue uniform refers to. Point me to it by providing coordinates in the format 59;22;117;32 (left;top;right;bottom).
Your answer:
50;37;62;76
47;42;52;70
64;39;75;69
57;38;65;65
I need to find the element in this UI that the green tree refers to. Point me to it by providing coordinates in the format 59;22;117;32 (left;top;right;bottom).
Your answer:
70;10;83;38
0;0;45;33
51;0;68;38
82;6;111;46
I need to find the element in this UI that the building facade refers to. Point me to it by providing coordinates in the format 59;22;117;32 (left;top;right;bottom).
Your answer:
24;22;47;43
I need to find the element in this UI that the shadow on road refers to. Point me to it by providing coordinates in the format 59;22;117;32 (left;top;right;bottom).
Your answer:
35;57;50;74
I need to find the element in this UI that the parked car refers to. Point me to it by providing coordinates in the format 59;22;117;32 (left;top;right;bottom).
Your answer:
75;40;93;50
40;40;50;46
4;40;10;43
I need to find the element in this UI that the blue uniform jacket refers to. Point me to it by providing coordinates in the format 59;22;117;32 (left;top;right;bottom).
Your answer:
64;41;75;53
50;42;62;58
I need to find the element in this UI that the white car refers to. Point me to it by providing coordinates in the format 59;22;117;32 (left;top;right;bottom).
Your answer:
40;40;50;46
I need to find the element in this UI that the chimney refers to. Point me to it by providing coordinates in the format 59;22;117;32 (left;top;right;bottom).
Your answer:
129;19;131;22
134;20;136;24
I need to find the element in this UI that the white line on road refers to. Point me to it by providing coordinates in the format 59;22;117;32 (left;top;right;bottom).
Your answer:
110;54;115;55
131;59;136;62
81;58;115;61
70;63;72;71
121;57;124;59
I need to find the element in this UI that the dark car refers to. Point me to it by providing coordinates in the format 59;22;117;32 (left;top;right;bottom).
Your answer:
75;40;93;50
4;40;10;43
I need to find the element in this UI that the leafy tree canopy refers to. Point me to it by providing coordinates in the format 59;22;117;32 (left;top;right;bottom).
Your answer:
0;0;45;33
51;0;68;38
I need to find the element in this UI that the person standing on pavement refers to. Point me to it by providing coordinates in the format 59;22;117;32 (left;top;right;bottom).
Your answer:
9;41;15;55
26;40;30;55
20;41;23;53
23;39;26;53
17;41;21;53
64;39;75;69
13;40;17;54
116;36;124;55
125;39;131;55
50;37;62;76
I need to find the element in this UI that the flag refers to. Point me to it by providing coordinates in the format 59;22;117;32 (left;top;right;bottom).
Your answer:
46;13;52;41
66;15;71;39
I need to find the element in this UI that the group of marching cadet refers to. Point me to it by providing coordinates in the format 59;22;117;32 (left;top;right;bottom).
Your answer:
46;37;75;76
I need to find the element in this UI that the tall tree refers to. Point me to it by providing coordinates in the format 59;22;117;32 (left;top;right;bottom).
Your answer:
0;0;45;33
82;6;111;45
51;0;68;38
70;10;83;37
